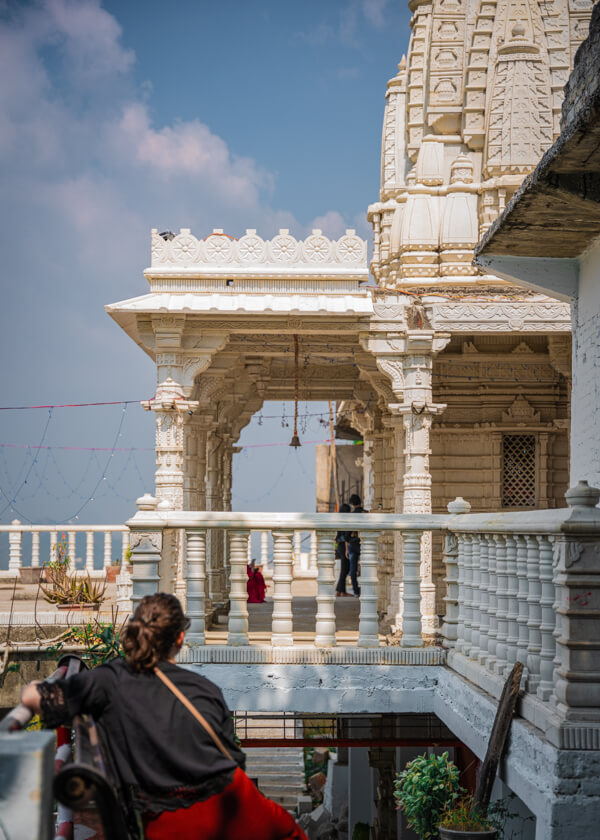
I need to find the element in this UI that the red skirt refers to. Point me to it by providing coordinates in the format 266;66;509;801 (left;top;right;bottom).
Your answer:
143;767;308;840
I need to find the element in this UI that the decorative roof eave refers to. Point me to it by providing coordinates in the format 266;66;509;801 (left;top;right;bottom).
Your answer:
105;291;375;356
106;292;374;315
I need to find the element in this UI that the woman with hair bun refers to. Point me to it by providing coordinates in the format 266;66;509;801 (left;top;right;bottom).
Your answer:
21;592;307;840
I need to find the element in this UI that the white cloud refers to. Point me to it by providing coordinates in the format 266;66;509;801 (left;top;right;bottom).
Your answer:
307;211;348;239
361;0;390;28
298;0;390;47
111;103;272;207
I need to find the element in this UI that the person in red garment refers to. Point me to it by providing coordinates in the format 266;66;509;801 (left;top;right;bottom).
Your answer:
21;593;307;840
247;559;267;603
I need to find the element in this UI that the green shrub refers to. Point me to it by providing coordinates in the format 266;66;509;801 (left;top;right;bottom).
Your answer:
394;752;463;840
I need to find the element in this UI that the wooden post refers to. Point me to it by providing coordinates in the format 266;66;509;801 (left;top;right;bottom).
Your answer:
474;661;524;811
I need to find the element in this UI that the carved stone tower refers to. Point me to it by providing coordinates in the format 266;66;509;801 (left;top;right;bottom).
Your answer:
369;0;595;287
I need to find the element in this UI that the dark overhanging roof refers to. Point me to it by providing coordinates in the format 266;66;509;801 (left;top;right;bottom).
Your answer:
475;4;600;261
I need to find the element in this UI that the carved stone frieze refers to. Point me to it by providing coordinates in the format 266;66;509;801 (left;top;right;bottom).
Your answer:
430;301;572;332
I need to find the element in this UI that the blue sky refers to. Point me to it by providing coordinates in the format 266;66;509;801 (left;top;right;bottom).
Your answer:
0;0;412;530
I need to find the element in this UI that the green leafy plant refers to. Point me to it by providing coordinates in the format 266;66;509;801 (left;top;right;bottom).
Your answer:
47;620;124;668
439;796;497;832
394;752;463;840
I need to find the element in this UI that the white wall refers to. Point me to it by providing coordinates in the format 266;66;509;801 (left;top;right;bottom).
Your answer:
572;236;600;488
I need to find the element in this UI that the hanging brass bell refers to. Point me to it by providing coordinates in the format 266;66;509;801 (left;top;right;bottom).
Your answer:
289;434;301;448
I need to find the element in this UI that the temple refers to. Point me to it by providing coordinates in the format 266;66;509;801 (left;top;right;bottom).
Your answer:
3;3;600;839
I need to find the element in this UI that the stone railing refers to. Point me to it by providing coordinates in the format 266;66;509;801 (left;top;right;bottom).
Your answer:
126;502;447;657
442;482;600;749
126;481;600;746
0;522;130;577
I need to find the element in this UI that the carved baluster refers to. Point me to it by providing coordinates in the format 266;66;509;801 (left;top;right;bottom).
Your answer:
49;531;57;566
103;531;112;571
271;529;294;647
493;535;509;675
68;531;76;570
526;535;542;693
121;531;130;563
358;531;381;647
31;531;40;568
469;536;481;661
477;536;490;667
227;529;250;646
310;530;318;570
446;496;472;654
536;534;555;701
442;531;459;649
515;535;530;674
8;520;22;577
401;530;423;647
504;535;519;673
116;563;133;615
294;530;302;570
186;529;206;645
486;535;498;671
458;534;473;656
314;530;337;647
260;531;269;567
86;531;95;574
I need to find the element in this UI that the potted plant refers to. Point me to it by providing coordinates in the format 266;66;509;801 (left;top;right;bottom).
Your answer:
106;554;121;583
394;752;463;839
41;538;106;609
438;796;498;839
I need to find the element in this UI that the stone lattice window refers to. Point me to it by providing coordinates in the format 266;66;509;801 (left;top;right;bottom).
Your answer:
502;434;536;508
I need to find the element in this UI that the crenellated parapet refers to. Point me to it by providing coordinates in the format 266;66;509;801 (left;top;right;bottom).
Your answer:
147;227;368;288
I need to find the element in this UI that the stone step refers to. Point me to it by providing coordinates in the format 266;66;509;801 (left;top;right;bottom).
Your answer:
246;762;304;773
244;746;305;811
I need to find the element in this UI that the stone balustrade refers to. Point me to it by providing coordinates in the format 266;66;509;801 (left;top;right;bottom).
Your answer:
124;481;600;748
0;523;130;577
126;501;446;653
2;481;599;749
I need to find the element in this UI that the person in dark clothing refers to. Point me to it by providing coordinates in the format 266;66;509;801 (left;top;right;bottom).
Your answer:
21;593;307;840
347;493;365;597
335;502;352;596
